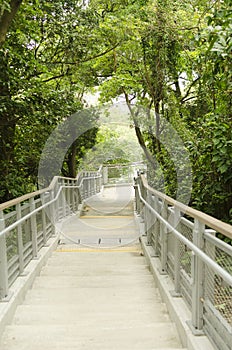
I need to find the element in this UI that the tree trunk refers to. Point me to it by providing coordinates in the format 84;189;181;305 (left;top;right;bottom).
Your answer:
0;0;23;46
0;53;16;202
67;141;77;178
124;91;157;170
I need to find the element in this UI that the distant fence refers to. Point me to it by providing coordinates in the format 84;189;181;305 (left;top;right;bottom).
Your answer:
135;174;232;350
105;162;146;185
0;168;103;299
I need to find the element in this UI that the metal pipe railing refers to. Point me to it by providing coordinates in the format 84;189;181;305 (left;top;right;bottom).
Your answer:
135;174;232;350
0;169;103;300
137;184;232;287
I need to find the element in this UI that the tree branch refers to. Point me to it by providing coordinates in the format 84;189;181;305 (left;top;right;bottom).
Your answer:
181;77;201;104
123;90;157;171
47;42;121;66
181;96;198;103
42;72;72;83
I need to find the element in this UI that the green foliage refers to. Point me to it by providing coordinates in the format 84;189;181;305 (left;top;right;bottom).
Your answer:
0;0;231;227
0;1;101;202
79;123;143;170
91;0;232;223
189;113;232;222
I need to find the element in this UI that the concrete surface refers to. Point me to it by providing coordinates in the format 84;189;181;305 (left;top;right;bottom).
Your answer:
0;186;186;350
140;236;216;350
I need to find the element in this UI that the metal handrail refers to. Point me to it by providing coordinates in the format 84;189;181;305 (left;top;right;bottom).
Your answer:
137;184;232;287
0;174;102;238
140;175;232;240
135;174;232;350
0;168;103;299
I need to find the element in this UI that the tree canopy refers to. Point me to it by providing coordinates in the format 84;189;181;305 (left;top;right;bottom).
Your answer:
0;0;231;223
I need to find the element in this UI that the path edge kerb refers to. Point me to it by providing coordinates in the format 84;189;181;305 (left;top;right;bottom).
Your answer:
0;235;59;340
140;235;215;350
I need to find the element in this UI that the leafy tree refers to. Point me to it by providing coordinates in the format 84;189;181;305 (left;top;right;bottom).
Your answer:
88;0;232;221
0;0;100;201
0;0;231;224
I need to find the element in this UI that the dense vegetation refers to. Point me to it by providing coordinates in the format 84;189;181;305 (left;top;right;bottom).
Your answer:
0;0;231;222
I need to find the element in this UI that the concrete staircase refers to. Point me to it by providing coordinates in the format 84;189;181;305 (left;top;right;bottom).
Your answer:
0;250;187;350
0;186;187;350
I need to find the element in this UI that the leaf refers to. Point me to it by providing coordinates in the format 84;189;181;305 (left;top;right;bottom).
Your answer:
219;164;228;174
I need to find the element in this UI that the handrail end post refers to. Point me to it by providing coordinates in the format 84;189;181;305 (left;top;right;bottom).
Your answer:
191;219;205;331
0;215;9;300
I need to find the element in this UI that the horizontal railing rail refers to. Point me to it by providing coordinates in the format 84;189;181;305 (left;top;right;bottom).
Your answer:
0;168;103;300
135;174;232;350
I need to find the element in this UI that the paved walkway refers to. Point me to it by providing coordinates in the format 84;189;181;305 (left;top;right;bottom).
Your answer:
0;186;186;350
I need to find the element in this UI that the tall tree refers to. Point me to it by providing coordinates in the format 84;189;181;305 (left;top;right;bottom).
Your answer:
0;0;23;45
0;1;101;201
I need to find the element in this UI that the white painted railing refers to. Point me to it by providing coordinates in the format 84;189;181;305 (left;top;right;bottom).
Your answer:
135;174;232;350
0;168;103;300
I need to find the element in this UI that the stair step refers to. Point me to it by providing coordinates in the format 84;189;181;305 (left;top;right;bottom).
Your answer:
12;303;169;325
48;253;146;264
0;188;186;350
32;275;156;289
40;264;151;276
23;286;162;304
0;324;183;349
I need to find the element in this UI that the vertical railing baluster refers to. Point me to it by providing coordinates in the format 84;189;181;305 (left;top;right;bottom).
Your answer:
204;229;216;316
72;181;75;212
41;193;47;244
88;173;91;197
50;190;56;236
147;191;152;245
153;196;159;257
103;167;108;185
75;180;79;211
62;179;66;218
0;212;8;299
30;198;38;258
134;179;140;215
85;177;88;199
172;207;182;296
160;201;168;274
191;219;205;331
140;178;145;222
16;203;24;273
67;180;70;214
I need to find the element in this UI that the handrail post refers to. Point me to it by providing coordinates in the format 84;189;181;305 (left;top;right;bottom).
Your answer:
61;179;66;218
76;181;81;211
30;198;38;258
204;229;216;313
90;174;92;195
160;201;168;274
67;180;71;213
153;196;160;257
0;212;8;299
103;167;108;185
92;174;94;195
16;203;24;273
49;190;56;236
172;207;182;296
72;182;75;212
88;174;91;197
191;218;205;332
146;191;152;245
140;178;145;222
41;193;47;244
134;179;140;215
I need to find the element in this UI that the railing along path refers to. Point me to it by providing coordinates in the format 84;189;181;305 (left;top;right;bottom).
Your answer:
0;165;232;350
0;168;102;300
135;174;232;350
